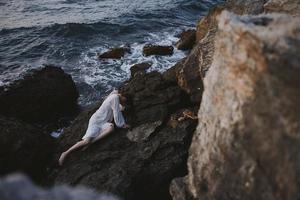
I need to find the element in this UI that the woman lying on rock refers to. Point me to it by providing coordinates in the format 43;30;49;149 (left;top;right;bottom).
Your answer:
58;89;130;166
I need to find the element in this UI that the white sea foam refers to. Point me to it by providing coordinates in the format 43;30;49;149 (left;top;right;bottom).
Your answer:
77;29;187;95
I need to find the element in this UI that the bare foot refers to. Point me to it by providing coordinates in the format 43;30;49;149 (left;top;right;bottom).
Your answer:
58;152;67;166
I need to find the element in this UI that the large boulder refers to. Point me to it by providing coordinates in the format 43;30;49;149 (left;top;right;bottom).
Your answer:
98;47;131;59
51;71;197;200
264;0;300;16
172;12;300;200
143;45;174;56
0;116;54;184
0;65;79;128
0;174;120;200
168;0;267;105
121;71;191;125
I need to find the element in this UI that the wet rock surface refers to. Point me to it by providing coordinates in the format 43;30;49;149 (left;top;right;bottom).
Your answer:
0;116;54;184
143;45;174;56
0;65;79;129
98;47;131;59
174;12;300;200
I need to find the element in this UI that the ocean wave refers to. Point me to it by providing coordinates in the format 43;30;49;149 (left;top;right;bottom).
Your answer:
0;0;225;106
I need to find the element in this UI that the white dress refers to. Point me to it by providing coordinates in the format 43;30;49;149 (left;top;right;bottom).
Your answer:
82;90;125;140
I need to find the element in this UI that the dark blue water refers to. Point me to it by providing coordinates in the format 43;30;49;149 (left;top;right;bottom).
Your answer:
0;0;223;106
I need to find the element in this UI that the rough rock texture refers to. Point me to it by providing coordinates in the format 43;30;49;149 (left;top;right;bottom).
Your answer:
170;177;193;200
130;62;152;77
176;30;196;51
126;121;162;142
143;45;174;56
169;0;268;105
0;116;54;184
0;174;119;200
0;65;79;127
98;47;131;59
121;71;191;125
226;0;267;15
180;12;300;200
264;0;300;16
52;71;197;200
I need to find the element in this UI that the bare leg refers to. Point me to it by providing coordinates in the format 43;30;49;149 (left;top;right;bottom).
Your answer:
81;124;114;151
59;138;91;166
92;124;114;143
82;125;114;150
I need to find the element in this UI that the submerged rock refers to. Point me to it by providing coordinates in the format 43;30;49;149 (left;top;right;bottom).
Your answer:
173;12;300;200
176;30;196;51
143;45;174;56
0;116;54;184
0;174;120;200
98;47;131;59
0;65;79;128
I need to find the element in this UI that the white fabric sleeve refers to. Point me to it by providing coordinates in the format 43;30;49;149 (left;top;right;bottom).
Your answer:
111;95;125;128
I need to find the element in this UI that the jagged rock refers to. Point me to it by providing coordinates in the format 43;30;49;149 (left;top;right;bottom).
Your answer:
0;116;54;184
0;174;120;200
0;65;79;128
168;0;267;104
130;62;152;77
178;12;300;200
176;30;196;51
52;71;197;200
264;0;300;16
98;47;131;59
126;121;162;142
163;58;186;84
143;45;174;56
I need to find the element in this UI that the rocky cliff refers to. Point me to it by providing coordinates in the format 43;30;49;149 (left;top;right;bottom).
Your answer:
170;0;300;200
1;0;299;200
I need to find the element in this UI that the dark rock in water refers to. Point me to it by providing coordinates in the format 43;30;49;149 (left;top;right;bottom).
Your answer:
0;65;79;129
130;62;152;78
0;174;120;200
98;47;131;59
52;70;197;200
143;45;174;56
0;116;54;184
176;30;196;51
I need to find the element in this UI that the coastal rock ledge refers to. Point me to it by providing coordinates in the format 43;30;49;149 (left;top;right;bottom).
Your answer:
171;12;300;200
